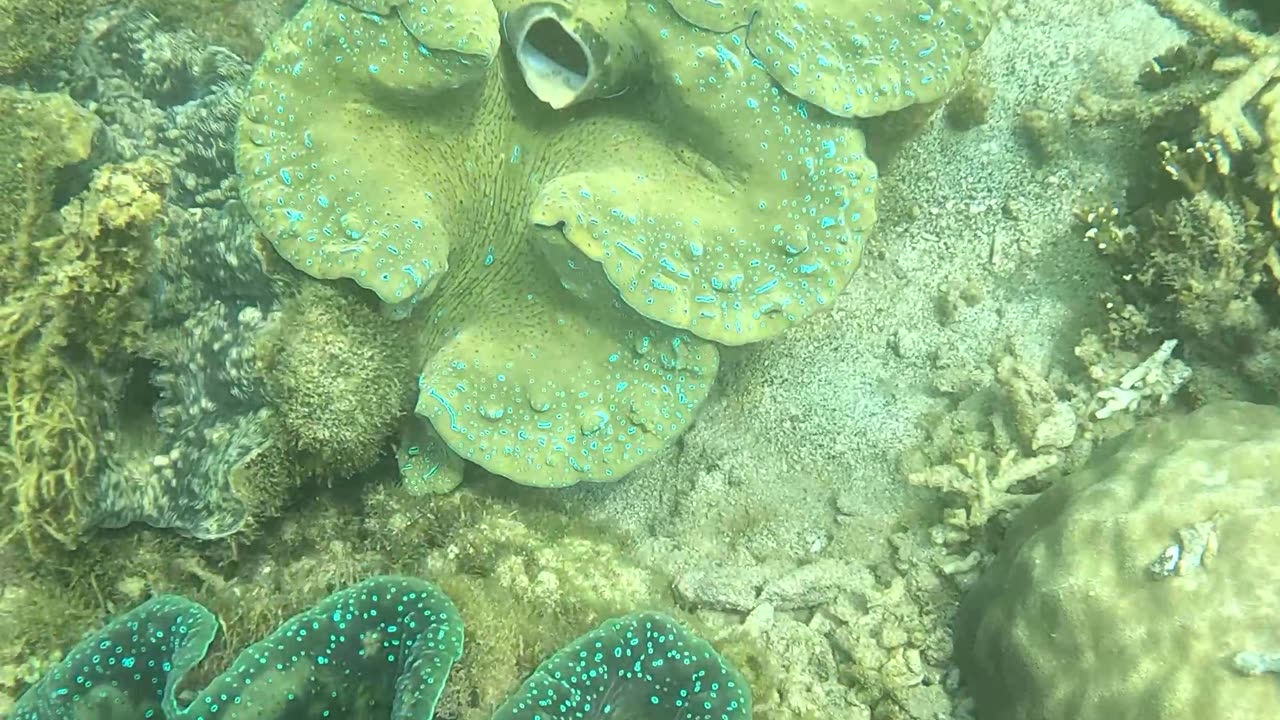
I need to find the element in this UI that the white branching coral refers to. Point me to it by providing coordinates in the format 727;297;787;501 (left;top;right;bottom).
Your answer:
1093;338;1191;419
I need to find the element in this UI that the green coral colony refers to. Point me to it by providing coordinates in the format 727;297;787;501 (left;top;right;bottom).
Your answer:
13;577;751;720
234;0;993;489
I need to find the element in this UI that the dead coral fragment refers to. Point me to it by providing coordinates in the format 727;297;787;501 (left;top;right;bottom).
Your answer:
909;450;1058;531
1093;338;1191;418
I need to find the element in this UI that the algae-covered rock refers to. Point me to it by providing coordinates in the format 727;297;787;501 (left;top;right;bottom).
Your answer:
956;402;1280;720
0;0;93;79
0;87;96;249
262;282;413;476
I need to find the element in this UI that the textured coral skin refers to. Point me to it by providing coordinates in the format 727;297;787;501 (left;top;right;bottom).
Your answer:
956;402;1280;720
493;611;752;720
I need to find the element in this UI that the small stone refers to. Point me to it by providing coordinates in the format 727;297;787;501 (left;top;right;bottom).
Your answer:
1032;401;1078;450
673;563;769;611
758;560;875;610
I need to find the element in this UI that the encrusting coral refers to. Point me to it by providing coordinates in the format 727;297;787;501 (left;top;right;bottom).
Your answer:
235;0;996;488
11;575;751;720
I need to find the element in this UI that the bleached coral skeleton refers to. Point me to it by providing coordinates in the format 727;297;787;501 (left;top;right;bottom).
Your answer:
1093;338;1191;419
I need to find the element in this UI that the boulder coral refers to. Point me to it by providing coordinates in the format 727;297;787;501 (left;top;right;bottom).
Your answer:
236;0;994;487
955;402;1280;720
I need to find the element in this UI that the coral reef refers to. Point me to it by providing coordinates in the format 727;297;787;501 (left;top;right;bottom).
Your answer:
493;611;751;719
1147;0;1280;226
69;10;250;206
0;0;93;79
0;478;763;719
901;349;1092;548
13;573;748;720
955;401;1280;720
669;524;971;719
13;10;319;540
1072;0;1280;403
259;282;414;476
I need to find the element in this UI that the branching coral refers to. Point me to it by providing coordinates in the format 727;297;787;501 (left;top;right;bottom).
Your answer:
1149;0;1280;226
1070;2;1280;404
